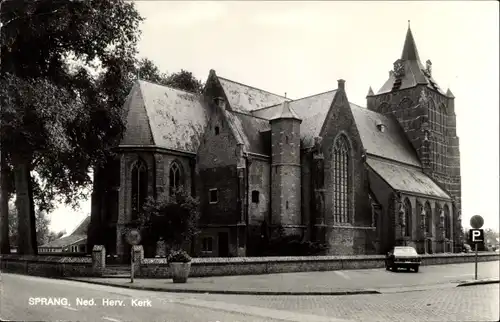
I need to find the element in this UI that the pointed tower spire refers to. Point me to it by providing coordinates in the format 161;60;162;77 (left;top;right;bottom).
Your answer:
446;88;455;98
273;101;301;121
367;86;374;97
401;21;421;61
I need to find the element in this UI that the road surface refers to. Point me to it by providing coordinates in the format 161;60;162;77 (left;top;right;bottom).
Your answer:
0;273;348;322
1;260;498;322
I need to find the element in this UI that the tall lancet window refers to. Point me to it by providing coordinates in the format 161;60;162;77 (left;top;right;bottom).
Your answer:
404;198;412;237
333;135;351;223
131;159;148;220
444;205;451;239
425;202;432;235
169;161;183;196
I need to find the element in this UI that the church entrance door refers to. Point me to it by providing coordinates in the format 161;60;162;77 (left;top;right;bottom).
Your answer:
218;232;229;257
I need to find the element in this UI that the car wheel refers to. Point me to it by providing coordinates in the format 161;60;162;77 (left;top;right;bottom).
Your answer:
391;265;397;272
385;262;390;270
414;266;419;273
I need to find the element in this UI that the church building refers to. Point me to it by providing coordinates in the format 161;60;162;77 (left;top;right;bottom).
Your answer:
88;25;462;260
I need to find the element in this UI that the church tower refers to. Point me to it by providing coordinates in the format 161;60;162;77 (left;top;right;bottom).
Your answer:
270;101;302;234
366;22;462;249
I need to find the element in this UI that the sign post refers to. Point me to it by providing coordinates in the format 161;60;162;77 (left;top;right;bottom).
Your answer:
126;229;142;284
469;215;484;281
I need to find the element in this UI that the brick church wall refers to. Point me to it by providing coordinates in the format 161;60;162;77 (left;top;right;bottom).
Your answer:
248;159;270;225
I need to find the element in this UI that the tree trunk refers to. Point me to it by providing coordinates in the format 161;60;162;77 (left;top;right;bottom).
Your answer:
28;170;38;255
13;155;36;255
0;152;11;254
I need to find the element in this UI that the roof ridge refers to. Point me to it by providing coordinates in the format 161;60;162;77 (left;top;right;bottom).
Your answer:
291;89;337;103
217;76;291;101
231;109;270;121
138;79;201;96
252;89;339;113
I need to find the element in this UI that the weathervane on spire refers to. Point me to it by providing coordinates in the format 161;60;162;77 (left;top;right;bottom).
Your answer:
408;20;410;28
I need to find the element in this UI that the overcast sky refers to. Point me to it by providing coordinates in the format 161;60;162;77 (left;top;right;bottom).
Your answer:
49;1;499;234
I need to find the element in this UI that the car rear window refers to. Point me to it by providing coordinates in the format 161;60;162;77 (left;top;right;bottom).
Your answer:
394;247;417;255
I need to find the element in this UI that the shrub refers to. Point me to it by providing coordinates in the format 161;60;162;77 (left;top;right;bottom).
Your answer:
138;187;200;251
258;225;328;256
167;249;191;263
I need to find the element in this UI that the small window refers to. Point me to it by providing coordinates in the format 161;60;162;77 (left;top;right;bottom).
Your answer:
202;237;213;252
215;126;220;135
285;136;289;144
286;201;289;209
209;189;218;203
252;190;260;203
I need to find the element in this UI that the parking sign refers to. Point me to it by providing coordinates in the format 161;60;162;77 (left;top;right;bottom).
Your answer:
469;229;484;244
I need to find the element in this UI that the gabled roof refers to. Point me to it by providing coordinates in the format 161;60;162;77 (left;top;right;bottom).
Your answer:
69;216;90;236
349;105;421;167
253;90;339;148
120;80;210;153
41;235;87;248
367;158;451;200
377;26;446;96
217;76;291;112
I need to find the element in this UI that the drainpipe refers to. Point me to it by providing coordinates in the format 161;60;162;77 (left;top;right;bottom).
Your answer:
189;158;196;256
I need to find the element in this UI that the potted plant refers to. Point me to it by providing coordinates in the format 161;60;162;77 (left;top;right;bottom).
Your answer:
167;249;192;283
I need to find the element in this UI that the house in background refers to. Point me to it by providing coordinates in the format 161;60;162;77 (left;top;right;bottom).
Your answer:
39;216;90;254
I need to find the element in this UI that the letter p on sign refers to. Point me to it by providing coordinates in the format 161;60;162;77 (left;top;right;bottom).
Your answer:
469;229;484;243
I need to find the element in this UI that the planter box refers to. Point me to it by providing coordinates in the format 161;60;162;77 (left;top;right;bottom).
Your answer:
169;262;191;283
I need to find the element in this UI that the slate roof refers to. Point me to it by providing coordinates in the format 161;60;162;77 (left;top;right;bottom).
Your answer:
217;76;291;112
270;101;301;121
229;111;271;155
377;27;445;96
350;105;421;167
121;80;210;153
366;158;451;200
253;90;338;148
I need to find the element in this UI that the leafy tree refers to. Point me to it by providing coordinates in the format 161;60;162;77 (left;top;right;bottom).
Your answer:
138;188;200;255
134;58;204;93
164;69;204;94
0;0;143;254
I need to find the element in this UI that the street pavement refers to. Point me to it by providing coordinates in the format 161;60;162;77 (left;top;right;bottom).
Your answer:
185;284;500;322
69;260;500;294
1;269;499;322
0;273;349;322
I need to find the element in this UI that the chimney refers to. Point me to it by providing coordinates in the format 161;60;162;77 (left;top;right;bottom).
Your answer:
426;60;432;76
214;97;226;109
337;79;345;91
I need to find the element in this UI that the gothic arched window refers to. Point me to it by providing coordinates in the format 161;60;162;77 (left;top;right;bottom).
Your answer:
332;134;351;223
444;204;451;239
131;159;148;220
425;202;432;235
439;103;447;135
169;161;183;196
378;102;390;114
404;198;412;237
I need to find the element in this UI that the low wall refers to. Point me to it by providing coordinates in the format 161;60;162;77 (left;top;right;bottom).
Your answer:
0;254;95;277
140;252;499;278
1;252;498;279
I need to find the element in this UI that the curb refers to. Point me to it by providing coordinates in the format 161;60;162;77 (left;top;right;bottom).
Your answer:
456;279;499;287
64;278;381;296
